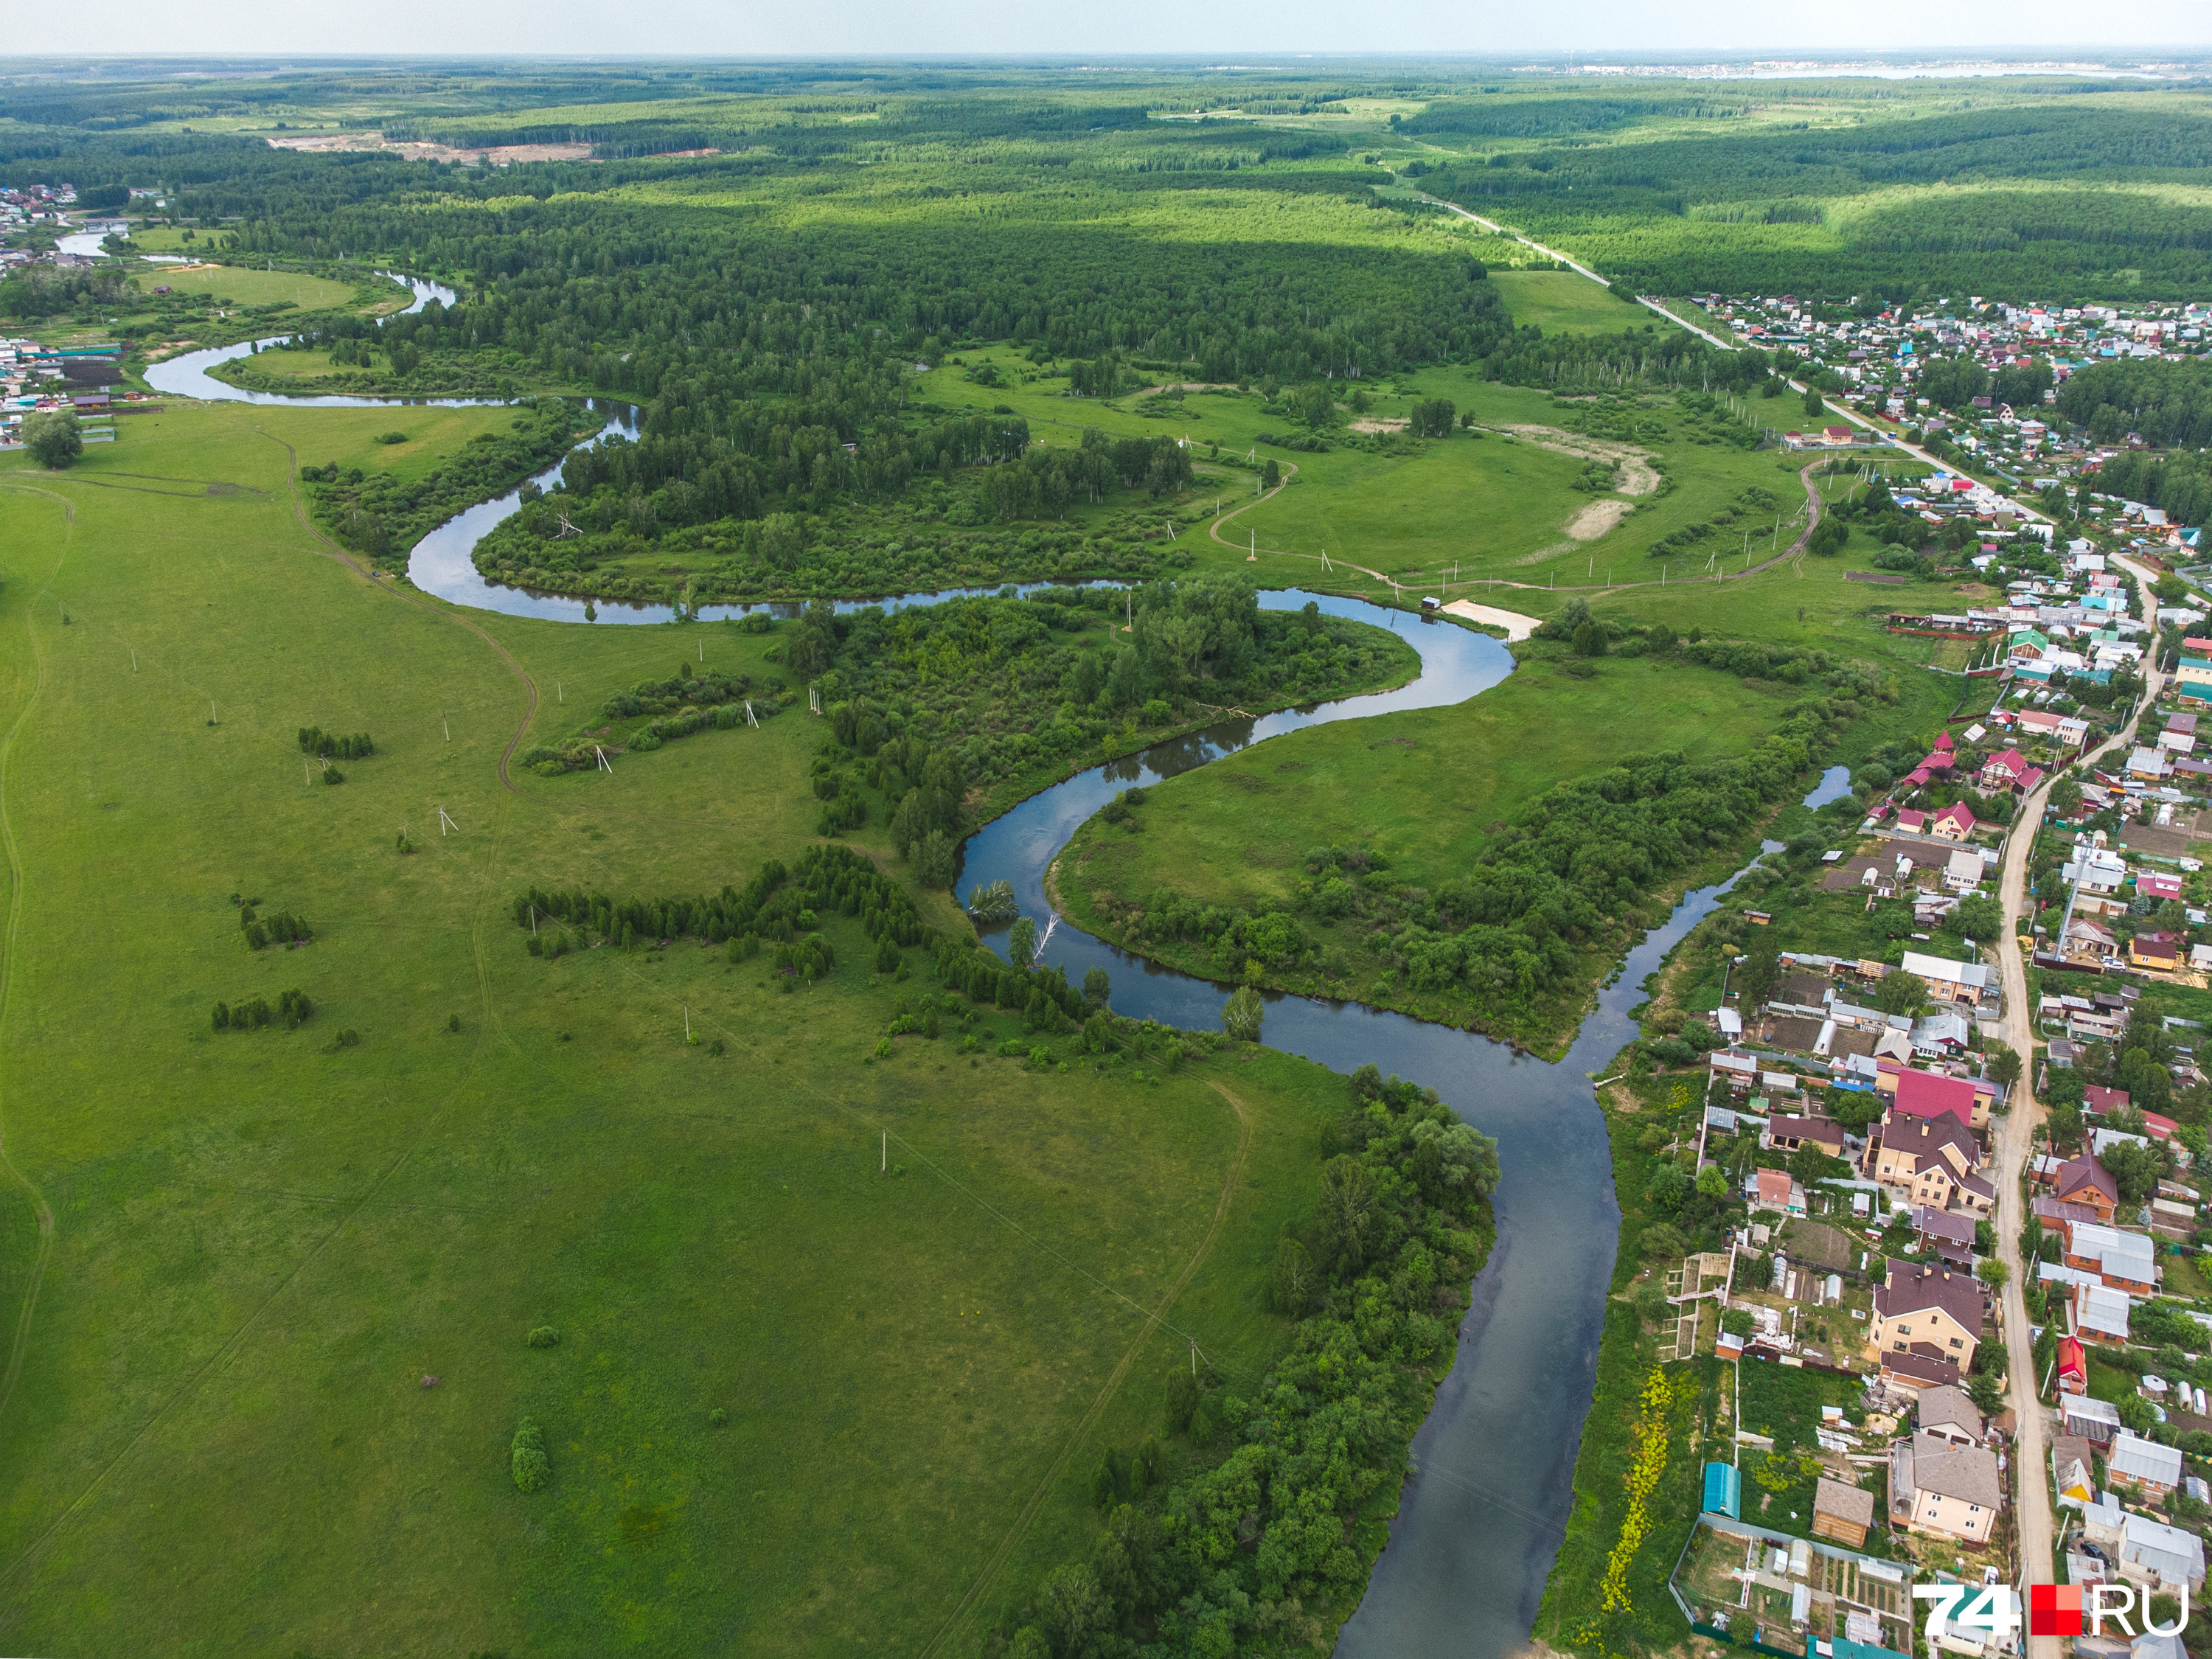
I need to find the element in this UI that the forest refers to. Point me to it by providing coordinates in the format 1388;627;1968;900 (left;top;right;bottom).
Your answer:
785;581;1416;826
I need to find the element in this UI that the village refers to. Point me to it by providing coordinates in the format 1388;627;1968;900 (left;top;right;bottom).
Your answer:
1626;563;2212;1659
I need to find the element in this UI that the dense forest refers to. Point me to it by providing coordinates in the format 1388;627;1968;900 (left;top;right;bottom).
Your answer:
788;581;1417;832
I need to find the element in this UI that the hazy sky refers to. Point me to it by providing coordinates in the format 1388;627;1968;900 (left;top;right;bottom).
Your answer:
6;0;2209;61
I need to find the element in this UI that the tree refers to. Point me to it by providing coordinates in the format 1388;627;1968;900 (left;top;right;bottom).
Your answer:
1975;1257;2010;1293
1222;984;1264;1043
914;830;957;889
1269;1237;1317;1313
1261;458;1281;490
1571;619;1607;658
1966;1371;2006;1416
2118;1392;2158;1436
1986;1043;2023;1088
1317;1154;1377;1266
784;600;838;680
1950;895;2004;943
1697;1164;1728;1199
1007;916;1038;970
23;411;82;470
1082;966;1110;1007
1874;970;1930;1018
1802;387;1826;419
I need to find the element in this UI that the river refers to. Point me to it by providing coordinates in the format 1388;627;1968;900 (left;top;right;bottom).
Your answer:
137;289;1835;1657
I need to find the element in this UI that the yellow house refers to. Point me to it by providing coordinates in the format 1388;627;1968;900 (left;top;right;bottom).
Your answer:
1869;1259;1983;1374
1891;1431;2003;1544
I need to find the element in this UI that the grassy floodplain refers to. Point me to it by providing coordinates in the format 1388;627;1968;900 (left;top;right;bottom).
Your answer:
0;406;1383;1655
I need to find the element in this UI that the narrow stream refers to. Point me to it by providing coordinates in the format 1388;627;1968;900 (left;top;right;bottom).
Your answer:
136;281;1828;1655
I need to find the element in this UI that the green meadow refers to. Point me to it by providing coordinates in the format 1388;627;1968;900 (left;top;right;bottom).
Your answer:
0;406;1358;1655
1486;269;1657;335
129;262;365;313
1056;650;1798;922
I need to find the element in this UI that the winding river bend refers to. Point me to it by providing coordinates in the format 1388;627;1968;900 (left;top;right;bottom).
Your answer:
142;310;1833;1657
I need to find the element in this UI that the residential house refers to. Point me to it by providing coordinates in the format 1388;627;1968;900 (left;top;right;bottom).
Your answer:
1911;1205;1979;1265
1765;1116;1847;1157
1916;1383;1986;1447
2130;931;2182;972
2053;1153;2121;1222
2123;1513;2208;1595
2053;1434;2097;1506
1812;1476;1877;1548
2062;1392;2124;1444
2057;1335;2090;1397
1868;1111;1992;1215
2065;916;2121;964
1910;1011;1972;1058
1871;1259;1983;1371
2110;1430;2185;1499
2084;1084;2133;1117
1885;1065;1989;1130
1944;848;1986;894
1879;1343;1963;1395
1899;950;1991;1005
2066;1222;2160;1293
1891;1431;2003;1544
1753;1166;1795;1212
1979;748;2046;794
2076;1280;2133;1343
2130;745;2174;782
1930;801;1978;841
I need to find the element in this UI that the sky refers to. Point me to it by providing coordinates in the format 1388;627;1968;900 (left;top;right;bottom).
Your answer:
2;0;2208;61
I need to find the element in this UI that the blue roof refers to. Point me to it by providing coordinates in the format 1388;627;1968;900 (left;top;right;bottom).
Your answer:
1703;1461;1742;1519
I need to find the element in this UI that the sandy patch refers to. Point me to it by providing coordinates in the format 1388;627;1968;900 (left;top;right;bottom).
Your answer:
265;132;595;167
1492;423;1661;495
1141;381;1239;396
1441;601;1541;641
1350;417;1410;434
1565;499;1634;541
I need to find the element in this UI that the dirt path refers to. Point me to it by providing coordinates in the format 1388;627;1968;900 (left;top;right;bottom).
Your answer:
1488;424;1661;497
1993;552;2166;1659
919;1079;1256;1657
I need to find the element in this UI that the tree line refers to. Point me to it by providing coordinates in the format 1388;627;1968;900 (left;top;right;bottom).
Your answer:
1003;1063;1499;1656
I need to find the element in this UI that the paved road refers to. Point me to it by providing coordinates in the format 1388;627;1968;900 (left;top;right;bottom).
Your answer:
1991;552;2165;1646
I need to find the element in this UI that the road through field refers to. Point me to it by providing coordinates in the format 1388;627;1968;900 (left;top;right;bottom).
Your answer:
1992;552;2164;1647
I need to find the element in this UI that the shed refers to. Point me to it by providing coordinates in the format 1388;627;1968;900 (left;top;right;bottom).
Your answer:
1812;1475;1876;1547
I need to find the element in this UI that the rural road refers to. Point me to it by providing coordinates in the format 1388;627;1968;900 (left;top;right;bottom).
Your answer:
1991;552;2165;1644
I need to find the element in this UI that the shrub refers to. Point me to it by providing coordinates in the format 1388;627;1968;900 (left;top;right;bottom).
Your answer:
526;1326;561;1349
511;1417;550;1492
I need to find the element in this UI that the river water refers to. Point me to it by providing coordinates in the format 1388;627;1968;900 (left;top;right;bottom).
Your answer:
134;281;1827;1656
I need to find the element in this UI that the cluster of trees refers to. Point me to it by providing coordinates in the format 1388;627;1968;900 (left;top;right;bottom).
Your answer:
1006;1063;1498;1657
299;403;594;567
212;988;312;1030
511;845;931;962
975;431;1192;523
796;582;1408;830
1481;326;1775;395
296;726;374;759
1915;355;2053;414
2086;448;2212;537
521;661;779;775
240;903;310;951
932;935;1100;1033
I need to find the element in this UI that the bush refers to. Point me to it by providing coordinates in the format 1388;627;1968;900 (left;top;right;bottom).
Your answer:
526;1326;561;1349
511;1417;550;1493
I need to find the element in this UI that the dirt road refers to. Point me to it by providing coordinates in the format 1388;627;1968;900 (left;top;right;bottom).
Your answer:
1992;552;2164;1646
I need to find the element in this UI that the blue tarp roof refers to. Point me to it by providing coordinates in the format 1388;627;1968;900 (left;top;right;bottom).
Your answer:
1833;1639;1912;1659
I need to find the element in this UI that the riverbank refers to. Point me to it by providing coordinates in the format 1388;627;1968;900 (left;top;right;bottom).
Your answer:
1047;655;1860;1059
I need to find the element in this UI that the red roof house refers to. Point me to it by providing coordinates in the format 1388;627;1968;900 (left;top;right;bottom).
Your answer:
1931;801;1978;841
1893;1068;1980;1127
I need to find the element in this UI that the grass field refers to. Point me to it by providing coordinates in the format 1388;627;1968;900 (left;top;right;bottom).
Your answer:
1487;270;1658;335
1057;650;1795;917
0;406;1364;1655
128;264;366;313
